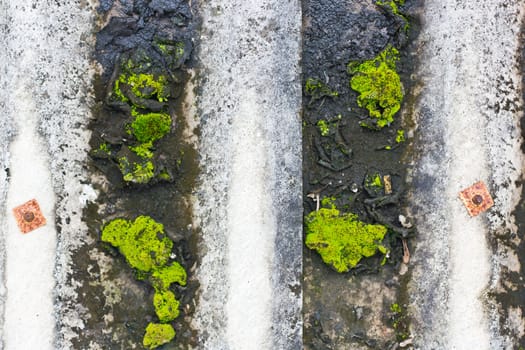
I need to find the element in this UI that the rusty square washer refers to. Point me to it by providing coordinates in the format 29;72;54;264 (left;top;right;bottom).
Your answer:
12;199;47;234
458;181;494;217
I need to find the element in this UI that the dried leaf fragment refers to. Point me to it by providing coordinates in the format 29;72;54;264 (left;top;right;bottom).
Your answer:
384;175;392;195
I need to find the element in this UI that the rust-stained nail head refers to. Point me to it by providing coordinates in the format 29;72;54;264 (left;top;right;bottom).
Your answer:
472;194;483;206
23;212;35;222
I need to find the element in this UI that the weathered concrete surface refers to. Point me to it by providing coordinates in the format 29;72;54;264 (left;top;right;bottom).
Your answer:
409;1;524;348
0;0;95;348
192;0;303;349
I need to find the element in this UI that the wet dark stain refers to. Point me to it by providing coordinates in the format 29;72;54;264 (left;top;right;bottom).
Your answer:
301;0;423;348
62;0;201;348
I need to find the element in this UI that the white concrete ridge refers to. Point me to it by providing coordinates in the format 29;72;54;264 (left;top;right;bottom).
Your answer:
193;0;302;348
226;91;274;348
0;1;95;349
4;88;57;349
410;1;524;349
2;4;57;348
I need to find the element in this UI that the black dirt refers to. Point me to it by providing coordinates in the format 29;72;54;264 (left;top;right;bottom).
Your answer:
66;1;200;348
301;0;422;348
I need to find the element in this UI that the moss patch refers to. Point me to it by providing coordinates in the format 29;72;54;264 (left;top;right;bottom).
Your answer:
348;45;403;129
156;40;186;69
389;302;410;341
305;207;388;272
129;142;154;159
376;0;409;31
118;152;155;184
305;77;338;103
395;129;405;143
102;216;187;348
101;216;172;272
151;262;187;291
114;72;170;104
317;120;330;136
96;54;175;185
153;290;180;323
131;111;172;143
120;160;154;184
143;323;176;350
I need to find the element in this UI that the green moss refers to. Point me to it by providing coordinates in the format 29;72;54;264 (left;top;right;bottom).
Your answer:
348;46;403;129
305;208;388;272
143;323;176;350
99;142;110;153
114;72;170;104
114;94;172;184
321;196;337;208
131;110;172;143
366;172;383;189
130;161;154;183
376;0;409;31
390;303;402;313
91;142;112;159
157;41;185;59
305;78;338;102
100;49;187;349
395;129;405;143
316;114;343;137
106;53;176;185
151;262;187;291
158;169;173;181
130;142;154;159
153;290;180;323
113;79;127;102
389;302;410;341
119;156;155;184
317;120;330;136
364;172;385;197
102;216;187;347
123;53;153;74
101;216;172;273
155;41;186;70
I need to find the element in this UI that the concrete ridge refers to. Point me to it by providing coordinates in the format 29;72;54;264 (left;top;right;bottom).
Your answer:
0;1;95;348
192;0;302;348
410;1;524;349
